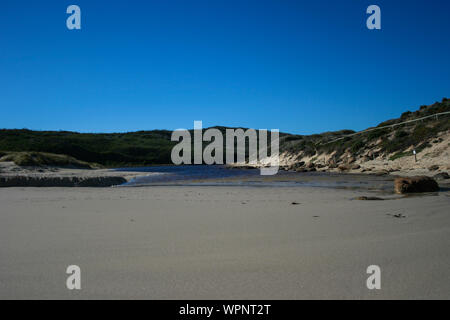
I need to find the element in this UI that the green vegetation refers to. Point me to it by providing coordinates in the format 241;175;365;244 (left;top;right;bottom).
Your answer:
281;98;449;159
389;151;410;161
0;130;176;167
0;98;448;167
0;151;97;168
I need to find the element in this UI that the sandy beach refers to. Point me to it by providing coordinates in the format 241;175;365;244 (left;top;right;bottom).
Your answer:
1;184;449;299
2;0;450;305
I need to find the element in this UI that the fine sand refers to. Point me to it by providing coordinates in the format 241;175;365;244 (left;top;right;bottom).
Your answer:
0;185;449;299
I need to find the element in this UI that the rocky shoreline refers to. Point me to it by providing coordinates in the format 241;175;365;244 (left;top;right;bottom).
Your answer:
0;175;127;187
229;130;450;181
0;162;139;187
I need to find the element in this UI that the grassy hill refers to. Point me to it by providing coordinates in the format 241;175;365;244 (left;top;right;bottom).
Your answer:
0;126;290;167
279;98;449;162
0;98;448;167
0;151;96;168
0;130;176;166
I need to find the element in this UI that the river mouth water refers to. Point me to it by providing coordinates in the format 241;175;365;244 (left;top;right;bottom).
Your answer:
114;165;396;193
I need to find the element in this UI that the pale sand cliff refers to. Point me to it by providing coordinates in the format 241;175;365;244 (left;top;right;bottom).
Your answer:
232;130;450;177
0;185;449;299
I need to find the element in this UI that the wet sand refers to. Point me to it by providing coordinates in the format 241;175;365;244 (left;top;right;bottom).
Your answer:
0;185;449;299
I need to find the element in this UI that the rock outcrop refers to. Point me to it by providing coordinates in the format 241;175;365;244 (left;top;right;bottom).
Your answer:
433;172;450;180
0;176;127;187
394;176;439;194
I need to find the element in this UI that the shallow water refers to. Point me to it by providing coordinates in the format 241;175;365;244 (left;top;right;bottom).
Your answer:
116;165;395;192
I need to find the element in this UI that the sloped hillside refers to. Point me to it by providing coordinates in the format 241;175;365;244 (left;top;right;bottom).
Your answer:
0;130;176;166
0;98;448;173
277;98;449;174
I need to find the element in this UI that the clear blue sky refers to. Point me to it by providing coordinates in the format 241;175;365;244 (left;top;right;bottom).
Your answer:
1;0;449;134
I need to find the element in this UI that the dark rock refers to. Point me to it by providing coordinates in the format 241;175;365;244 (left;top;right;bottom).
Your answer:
394;176;439;194
295;161;305;168
373;170;389;176
338;164;351;171
287;162;305;171
240;165;257;170
433;172;450;180
428;165;439;171
355;196;384;200
0;176;127;187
